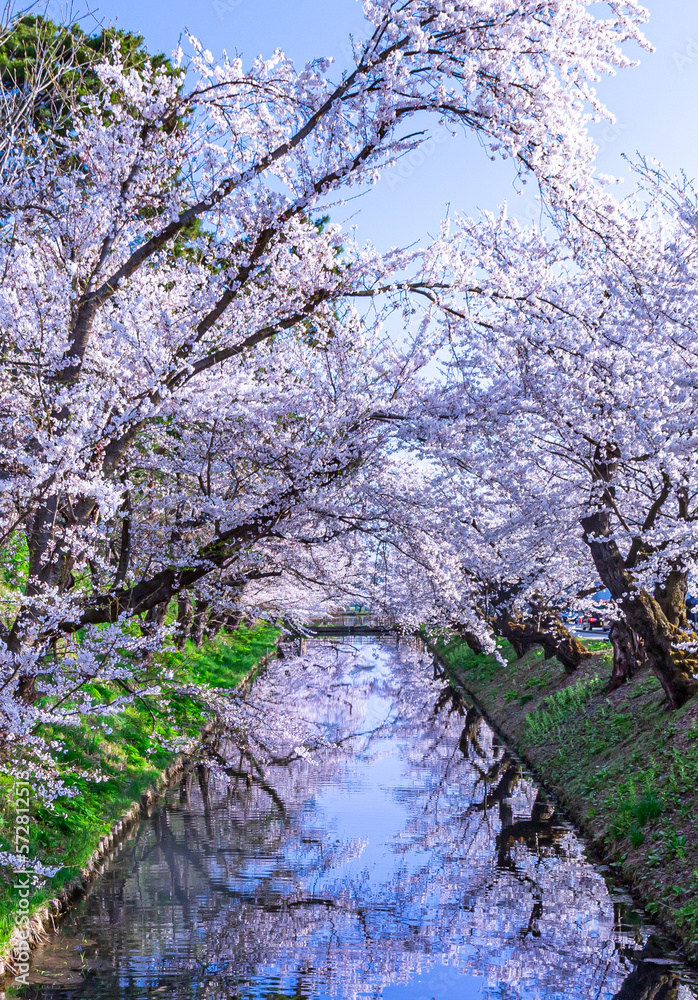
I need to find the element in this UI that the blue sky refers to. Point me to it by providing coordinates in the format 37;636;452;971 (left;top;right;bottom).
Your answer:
38;0;698;249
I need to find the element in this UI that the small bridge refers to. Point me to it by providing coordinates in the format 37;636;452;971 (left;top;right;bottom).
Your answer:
307;624;400;637
291;616;402;639
276;616;414;657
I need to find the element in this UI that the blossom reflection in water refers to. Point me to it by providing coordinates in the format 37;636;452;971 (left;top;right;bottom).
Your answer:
26;641;697;1000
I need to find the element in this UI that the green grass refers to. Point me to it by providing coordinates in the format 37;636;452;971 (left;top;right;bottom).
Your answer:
608;785;663;846
521;676;603;744
0;621;279;951
438;638;515;683
583;639;612;652
437;633;698;960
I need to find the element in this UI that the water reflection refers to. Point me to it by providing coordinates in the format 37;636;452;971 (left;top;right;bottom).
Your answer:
23;641;697;999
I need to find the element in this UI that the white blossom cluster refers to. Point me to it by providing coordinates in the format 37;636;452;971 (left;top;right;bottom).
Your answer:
0;0;663;798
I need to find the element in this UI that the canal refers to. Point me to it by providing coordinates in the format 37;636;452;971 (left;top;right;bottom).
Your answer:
21;640;698;999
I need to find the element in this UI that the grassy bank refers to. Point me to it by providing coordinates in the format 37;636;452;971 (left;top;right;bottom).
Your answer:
437;636;698;961
0;621;279;953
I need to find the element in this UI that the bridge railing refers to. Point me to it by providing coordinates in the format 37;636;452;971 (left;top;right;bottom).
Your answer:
309;614;398;629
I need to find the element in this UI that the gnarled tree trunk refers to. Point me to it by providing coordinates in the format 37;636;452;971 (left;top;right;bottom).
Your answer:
145;603;167;628
455;628;485;656
224;610;244;632
191;599;210;647
654;569;689;628
582;510;698;709
495;612;591;673
608;619;646;690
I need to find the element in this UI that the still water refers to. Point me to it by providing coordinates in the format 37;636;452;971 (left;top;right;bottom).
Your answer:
23;640;698;999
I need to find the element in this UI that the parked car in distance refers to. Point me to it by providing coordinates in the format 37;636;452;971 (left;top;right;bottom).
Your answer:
562;609;606;631
562;610;585;626
584;613;605;631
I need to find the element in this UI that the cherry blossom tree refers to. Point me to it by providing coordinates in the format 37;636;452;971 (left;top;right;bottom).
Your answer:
0;0;650;775
262;448;596;671
417;163;698;707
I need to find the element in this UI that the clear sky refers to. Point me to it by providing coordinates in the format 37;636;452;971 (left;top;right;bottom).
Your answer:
35;0;698;249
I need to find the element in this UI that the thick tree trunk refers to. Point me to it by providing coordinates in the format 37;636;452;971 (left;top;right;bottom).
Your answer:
454;627;485;655
145;603;168;627
582;511;698;709
205;611;226;640
139;603;168;663
191;599;210;647
224;611;244;633
16;674;37;704
654;569;689;628
608;620;646;690
496;619;528;658
495;613;591;673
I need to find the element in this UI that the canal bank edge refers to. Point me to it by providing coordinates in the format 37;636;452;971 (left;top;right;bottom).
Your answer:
428;635;698;965
0;637;281;982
